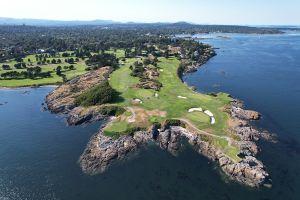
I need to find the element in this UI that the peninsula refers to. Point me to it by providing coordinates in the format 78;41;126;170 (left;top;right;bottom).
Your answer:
0;24;275;188
46;44;272;187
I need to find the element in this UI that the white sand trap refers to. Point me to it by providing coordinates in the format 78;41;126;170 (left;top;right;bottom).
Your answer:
210;117;216;124
204;110;214;117
188;108;203;112
159;69;164;72
178;96;187;99
133;98;143;104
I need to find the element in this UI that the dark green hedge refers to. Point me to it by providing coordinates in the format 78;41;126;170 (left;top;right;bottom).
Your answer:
75;81;116;107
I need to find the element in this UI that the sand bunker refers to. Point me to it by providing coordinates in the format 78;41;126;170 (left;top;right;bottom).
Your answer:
188;108;203;112
210;117;216;124
178;96;187;99
204;110;214;117
133;98;143;104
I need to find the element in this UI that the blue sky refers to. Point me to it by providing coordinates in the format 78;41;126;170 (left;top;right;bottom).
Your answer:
0;0;299;25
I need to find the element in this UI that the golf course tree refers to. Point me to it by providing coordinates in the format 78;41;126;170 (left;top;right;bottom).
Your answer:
130;61;144;77
74;49;92;59
14;63;26;69
51;59;57;64
56;66;62;76
1;67;51;79
2;64;11;70
64;65;75;70
85;53;118;69
143;57;158;67
163;49;170;59
62;52;71;57
66;58;75;64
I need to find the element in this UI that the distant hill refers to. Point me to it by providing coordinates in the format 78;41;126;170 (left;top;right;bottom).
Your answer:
0;17;285;34
0;17;117;26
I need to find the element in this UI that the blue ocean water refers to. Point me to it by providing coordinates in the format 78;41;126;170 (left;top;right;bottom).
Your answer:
0;32;300;199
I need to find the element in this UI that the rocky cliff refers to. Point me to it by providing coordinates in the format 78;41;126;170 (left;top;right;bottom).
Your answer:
46;66;113;125
78;99;273;187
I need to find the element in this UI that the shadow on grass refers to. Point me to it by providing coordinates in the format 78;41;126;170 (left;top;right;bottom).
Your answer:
112;90;125;103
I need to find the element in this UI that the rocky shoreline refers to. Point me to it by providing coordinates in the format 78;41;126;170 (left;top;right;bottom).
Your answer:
46;66;113;125
181;46;216;74
78;100;272;187
46;45;273;188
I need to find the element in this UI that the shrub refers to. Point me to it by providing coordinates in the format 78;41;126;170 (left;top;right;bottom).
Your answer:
97;105;125;116
163;119;185;128
75;81;117;106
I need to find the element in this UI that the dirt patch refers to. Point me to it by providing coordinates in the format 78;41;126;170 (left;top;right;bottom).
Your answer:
127;107;166;127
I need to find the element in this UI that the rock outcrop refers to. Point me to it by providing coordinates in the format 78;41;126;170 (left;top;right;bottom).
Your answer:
229;99;273;143
46;67;113;125
46;66;113;114
231;100;261;120
79;128;152;174
79;124;271;187
182;47;216;73
132;66;162;91
66;106;106;125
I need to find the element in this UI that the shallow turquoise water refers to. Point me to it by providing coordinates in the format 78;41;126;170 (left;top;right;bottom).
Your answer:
0;33;300;199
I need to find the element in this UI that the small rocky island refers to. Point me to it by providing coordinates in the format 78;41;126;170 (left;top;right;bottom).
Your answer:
46;41;273;188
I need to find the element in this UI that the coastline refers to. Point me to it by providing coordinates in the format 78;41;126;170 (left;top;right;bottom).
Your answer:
44;42;274;188
0;85;58;90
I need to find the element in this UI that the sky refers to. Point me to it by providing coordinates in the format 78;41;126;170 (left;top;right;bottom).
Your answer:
0;0;299;25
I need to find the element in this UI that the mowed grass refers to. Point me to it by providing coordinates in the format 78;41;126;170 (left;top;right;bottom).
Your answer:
108;56;241;161
109;57;231;135
104;121;134;139
0;53;88;87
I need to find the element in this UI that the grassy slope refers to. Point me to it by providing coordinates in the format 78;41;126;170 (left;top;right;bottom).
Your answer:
107;56;240;161
0;53;87;87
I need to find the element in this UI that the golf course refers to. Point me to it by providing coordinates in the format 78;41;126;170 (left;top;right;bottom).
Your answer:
104;54;240;161
0;52;88;87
